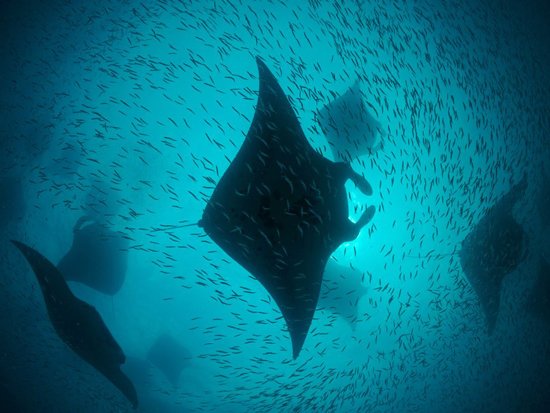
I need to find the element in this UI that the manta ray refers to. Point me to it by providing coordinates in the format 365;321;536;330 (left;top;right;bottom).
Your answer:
146;334;191;387
57;216;129;295
317;79;382;162
11;240;138;408
459;176;527;333
199;57;375;358
318;260;367;329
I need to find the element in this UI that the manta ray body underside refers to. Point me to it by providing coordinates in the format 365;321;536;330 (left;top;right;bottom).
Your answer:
199;57;375;358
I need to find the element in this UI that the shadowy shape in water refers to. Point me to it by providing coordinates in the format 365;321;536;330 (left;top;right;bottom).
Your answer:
11;240;138;408
58;216;129;295
459;176;527;333
317;79;382;162
199;57;375;358
147;334;191;387
318;260;367;329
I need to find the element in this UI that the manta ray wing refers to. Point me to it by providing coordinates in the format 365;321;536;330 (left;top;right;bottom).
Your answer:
11;240;138;408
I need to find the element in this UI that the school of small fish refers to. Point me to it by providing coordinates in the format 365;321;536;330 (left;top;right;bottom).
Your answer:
1;0;549;412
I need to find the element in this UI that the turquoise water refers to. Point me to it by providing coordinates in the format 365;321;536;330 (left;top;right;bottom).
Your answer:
1;1;549;412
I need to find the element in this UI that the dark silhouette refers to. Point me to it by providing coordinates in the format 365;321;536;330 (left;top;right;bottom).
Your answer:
317;79;382;162
147;334;191;387
459;176;527;333
199;57;375;358
58;216;129;295
318;260;367;329
11;240;138;408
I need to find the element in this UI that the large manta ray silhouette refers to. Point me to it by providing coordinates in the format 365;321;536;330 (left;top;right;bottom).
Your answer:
459;176;527;333
199;57;375;359
11;240;138;408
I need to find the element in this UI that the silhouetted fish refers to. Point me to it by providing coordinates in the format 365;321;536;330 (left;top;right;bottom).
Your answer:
460;176;527;333
11;240;138;408
199;57;375;358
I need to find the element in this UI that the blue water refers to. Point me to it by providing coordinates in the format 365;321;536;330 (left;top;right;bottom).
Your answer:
1;0;549;412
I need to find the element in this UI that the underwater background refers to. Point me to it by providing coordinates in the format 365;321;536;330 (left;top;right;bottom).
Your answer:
1;0;549;412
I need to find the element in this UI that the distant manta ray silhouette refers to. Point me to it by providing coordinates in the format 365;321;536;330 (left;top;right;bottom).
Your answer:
147;333;191;386
11;240;138;409
198;57;376;359
318;260;368;329
410;176;528;333
317;79;383;162
459;176;528;333
57;216;129;296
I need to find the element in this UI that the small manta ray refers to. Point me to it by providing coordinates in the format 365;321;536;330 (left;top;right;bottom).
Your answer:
11;240;138;409
459;176;527;333
317;79;383;162
199;57;375;358
318;260;367;329
146;333;191;387
58;216;129;295
526;257;550;324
